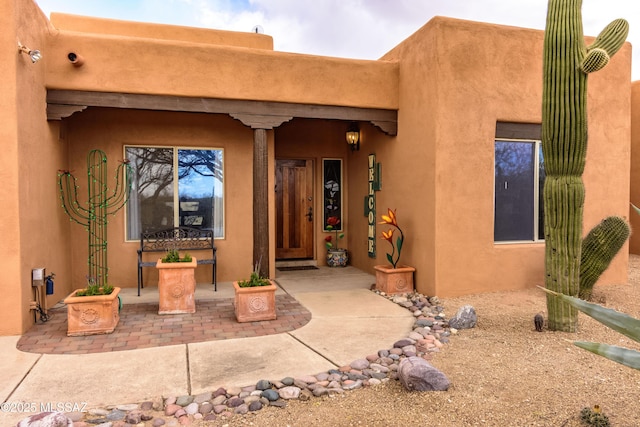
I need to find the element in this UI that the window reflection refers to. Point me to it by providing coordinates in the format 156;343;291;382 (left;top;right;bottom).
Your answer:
125;147;224;240
494;140;544;242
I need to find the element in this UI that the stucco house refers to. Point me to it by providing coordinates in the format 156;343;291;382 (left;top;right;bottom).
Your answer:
1;0;632;335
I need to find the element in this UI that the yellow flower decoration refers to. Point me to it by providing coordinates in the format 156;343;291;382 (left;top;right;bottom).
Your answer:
379;208;404;268
379;208;398;227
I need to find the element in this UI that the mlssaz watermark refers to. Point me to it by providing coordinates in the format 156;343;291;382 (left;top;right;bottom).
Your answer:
1;401;87;413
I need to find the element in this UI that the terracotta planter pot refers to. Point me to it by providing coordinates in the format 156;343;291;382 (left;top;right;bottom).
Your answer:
156;257;197;314
233;280;277;323
64;287;121;336
374;265;415;294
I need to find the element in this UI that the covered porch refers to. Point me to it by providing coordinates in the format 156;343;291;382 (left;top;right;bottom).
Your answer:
47;89;397;286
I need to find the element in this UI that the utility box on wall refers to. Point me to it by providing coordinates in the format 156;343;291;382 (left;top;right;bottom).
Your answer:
32;268;45;287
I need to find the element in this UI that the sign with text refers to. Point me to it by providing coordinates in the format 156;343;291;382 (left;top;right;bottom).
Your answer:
365;154;381;258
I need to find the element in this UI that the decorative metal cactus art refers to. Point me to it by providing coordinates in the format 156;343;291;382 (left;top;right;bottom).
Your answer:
58;149;133;287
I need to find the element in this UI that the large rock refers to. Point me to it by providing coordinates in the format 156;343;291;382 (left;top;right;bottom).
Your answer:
16;412;73;427
278;386;301;400
448;305;477;329
398;356;450;391
255;379;272;390
124;410;143;424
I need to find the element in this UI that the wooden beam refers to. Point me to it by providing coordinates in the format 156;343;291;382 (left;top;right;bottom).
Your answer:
230;113;293;129
371;120;398;136
46;90;397;135
47;104;88;120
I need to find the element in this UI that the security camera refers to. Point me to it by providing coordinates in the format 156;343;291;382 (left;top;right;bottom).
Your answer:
67;52;84;67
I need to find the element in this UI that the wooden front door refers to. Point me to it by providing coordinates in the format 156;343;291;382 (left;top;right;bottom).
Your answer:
276;159;314;259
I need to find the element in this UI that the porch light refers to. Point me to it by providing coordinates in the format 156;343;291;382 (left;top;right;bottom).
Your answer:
18;43;42;63
346;122;360;151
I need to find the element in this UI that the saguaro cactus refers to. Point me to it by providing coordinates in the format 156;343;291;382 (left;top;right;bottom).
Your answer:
58;149;132;287
579;216;630;301
542;0;628;331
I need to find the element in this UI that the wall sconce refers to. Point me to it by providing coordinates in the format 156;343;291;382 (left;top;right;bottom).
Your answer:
346;122;360;151
18;43;42;63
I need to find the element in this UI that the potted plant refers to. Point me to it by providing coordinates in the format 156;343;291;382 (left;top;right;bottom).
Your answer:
233;261;277;322
64;276;121;336
58;149;132;336
325;216;348;267
156;249;197;314
374;208;415;294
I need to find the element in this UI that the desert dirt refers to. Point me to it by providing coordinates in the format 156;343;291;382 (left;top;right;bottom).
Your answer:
201;257;640;427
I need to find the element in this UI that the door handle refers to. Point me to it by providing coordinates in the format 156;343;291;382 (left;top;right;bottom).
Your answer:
305;206;313;222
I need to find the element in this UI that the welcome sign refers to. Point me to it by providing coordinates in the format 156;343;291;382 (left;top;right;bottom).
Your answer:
365;154;381;258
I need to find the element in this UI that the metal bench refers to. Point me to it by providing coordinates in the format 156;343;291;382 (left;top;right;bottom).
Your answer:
137;227;217;296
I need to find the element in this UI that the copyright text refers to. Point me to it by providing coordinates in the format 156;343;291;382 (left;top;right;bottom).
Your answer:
0;401;87;413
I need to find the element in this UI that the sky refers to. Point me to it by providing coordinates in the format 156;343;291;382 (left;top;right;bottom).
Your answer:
35;0;640;80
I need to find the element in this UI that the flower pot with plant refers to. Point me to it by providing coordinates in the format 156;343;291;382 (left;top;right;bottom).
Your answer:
58;149;132;336
64;276;121;336
374;208;415;294
233;260;277;322
156;249;197;314
325;216;348;267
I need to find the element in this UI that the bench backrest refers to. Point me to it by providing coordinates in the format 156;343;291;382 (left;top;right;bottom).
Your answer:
140;227;214;253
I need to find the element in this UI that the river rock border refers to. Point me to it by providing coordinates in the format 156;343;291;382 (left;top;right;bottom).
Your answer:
20;291;460;426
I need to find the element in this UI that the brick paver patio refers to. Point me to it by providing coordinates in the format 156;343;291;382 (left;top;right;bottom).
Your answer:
17;295;311;354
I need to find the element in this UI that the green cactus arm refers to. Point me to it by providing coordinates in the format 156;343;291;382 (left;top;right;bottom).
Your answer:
579;216;630;300
540;287;640;342
573;342;640;370
581;19;628;73
580;49;609;73
587;19;629;56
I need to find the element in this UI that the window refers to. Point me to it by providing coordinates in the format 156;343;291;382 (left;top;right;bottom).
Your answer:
494;123;545;243
125;146;224;240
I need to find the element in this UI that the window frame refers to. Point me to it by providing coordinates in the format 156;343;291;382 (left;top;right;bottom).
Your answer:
123;145;225;242
493;137;545;245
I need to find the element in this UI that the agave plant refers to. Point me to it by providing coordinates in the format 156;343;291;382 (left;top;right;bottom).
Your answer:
541;287;640;370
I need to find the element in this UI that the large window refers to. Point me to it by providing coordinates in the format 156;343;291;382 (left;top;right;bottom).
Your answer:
494;123;545;243
125;146;224;240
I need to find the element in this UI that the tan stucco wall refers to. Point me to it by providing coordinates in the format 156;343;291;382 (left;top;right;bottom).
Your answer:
0;0;72;335
348;17;631;297
0;0;24;336
50;13;274;50
62;108;273;289
431;19;548;297
344;123;397;274
43;28;398;110
630;81;640;254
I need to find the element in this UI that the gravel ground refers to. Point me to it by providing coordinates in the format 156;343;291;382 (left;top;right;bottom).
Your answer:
200;256;640;427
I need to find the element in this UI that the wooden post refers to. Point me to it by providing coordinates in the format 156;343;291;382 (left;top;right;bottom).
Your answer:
231;115;291;280
253;128;270;278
